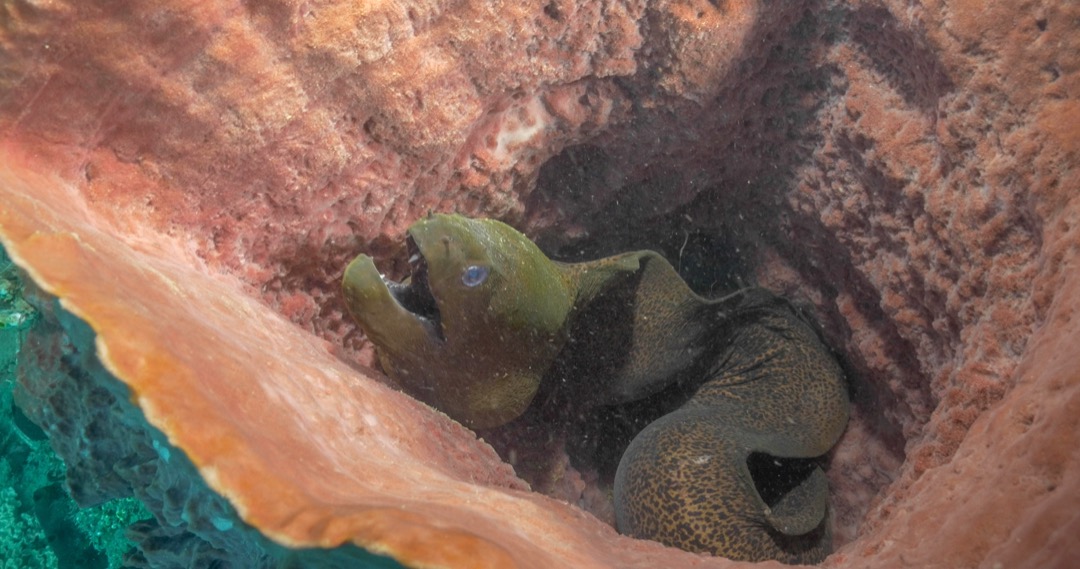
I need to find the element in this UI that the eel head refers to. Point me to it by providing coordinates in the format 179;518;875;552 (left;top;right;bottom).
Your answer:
343;214;574;429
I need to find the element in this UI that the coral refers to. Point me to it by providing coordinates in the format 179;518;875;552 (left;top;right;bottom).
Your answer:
0;248;36;348
73;500;154;568
0;485;57;569
1;258;151;569
0;256;57;569
9;289;406;569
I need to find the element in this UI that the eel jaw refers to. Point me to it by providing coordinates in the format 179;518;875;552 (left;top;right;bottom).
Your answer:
341;247;442;348
384;236;444;341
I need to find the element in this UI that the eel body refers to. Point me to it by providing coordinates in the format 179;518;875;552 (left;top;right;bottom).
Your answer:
342;213;850;563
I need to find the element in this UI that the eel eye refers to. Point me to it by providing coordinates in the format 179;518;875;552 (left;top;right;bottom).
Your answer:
461;265;489;288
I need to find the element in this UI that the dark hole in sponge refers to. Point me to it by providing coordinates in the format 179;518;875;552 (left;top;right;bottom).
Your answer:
746;452;822;508
566;378;696;482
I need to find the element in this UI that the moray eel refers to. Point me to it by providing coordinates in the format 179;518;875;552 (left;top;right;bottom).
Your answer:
342;214;850;563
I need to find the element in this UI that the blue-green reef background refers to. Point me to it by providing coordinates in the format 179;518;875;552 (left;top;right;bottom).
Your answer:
1;247;409;569
1;248;149;568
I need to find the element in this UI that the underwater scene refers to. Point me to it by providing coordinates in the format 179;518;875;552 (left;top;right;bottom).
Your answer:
1;1;1078;568
2;252;148;569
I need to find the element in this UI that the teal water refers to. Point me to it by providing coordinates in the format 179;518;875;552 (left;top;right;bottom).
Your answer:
1;248;408;569
1;249;150;568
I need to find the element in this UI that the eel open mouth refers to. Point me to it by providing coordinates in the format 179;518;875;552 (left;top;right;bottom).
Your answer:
385;235;444;339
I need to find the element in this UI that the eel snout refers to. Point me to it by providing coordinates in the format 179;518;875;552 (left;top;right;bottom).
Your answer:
342;244;443;346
